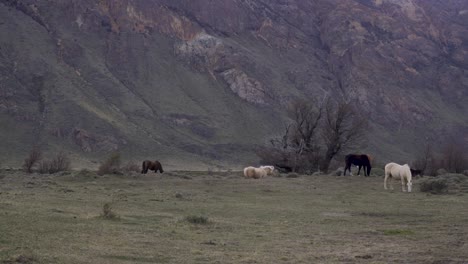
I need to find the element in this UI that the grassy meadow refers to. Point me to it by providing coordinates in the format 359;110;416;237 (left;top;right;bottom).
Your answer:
0;170;467;263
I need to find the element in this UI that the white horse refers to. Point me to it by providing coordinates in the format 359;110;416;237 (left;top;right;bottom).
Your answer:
243;166;267;179
384;162;413;192
259;165;275;176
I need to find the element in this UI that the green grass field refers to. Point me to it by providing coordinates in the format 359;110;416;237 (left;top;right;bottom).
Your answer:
0;170;467;263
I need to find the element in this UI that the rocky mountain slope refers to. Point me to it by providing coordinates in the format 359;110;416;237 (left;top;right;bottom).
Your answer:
0;0;467;169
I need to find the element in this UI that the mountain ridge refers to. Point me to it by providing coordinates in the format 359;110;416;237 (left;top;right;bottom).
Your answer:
0;0;467;169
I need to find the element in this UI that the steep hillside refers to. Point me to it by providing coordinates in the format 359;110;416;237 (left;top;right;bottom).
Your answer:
0;0;467;169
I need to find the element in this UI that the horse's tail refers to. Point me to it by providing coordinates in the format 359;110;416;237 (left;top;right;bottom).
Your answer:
141;160;147;174
156;161;164;173
364;155;372;176
344;154;352;175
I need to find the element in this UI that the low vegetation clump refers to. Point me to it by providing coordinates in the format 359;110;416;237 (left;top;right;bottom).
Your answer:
75;169;98;179
419;174;468;194
97;152;122;176
22;146;42;173
185;215;209;225
101;203;119;220
22;147;71;174
38;152;71;174
420;178;449;194
383;229;415;236
121;161;140;173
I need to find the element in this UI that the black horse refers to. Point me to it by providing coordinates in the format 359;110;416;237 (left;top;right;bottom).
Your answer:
344;154;372;176
410;168;423;176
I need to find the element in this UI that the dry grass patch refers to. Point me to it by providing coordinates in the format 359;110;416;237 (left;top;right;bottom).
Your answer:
382;229;415;236
1;172;468;263
185;215;209;225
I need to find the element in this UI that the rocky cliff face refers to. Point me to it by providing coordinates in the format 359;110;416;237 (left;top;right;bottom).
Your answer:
0;0;467;168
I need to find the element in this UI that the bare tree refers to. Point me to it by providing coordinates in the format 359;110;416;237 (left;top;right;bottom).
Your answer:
289;99;323;151
269;124;292;151
258;99;325;173
412;139;434;174
441;139;467;173
321;99;368;173
23;146;42;173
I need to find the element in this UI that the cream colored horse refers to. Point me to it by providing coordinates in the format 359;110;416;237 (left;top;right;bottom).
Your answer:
384;162;413;192
243;166;268;179
259;165;275;176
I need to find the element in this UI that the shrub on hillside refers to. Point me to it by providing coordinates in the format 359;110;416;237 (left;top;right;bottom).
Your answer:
38;152;71;174
22;146;42;173
97;152;121;176
122;161;140;173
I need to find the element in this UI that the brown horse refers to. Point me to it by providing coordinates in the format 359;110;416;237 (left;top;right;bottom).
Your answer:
344;154;372;176
141;160;164;174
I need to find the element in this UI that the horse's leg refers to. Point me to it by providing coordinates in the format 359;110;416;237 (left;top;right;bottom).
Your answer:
357;165;362;176
384;174;388;190
344;164;349;176
384;172;393;190
401;176;406;192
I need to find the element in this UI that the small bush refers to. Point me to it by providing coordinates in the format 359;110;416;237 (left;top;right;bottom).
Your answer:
38;152;71;174
122;161;140;173
97;152;121;176
420;178;449;194
22;146;42;173
38;161;51;174
101;203;118;219
185;215;209;225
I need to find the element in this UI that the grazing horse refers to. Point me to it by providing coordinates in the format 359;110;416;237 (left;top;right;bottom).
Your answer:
141;160;164;174
344;154;372;176
243;166;267;179
384;162;412;192
259;165;275;176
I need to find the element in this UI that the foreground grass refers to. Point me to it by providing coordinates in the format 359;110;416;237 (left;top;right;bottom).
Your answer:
0;170;467;263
